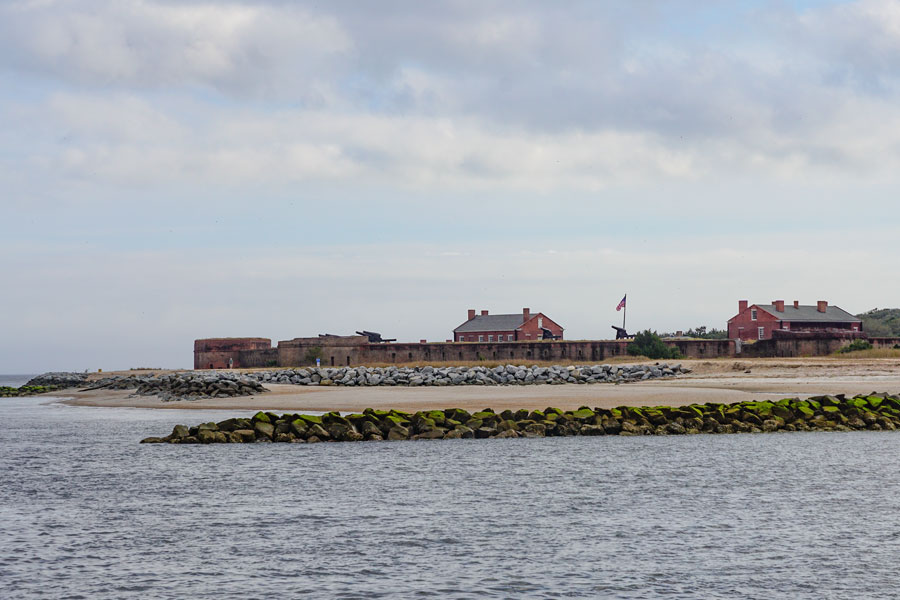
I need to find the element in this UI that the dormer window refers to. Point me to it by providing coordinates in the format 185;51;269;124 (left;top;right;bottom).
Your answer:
751;309;758;321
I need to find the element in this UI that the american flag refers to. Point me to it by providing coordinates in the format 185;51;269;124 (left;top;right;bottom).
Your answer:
616;295;626;311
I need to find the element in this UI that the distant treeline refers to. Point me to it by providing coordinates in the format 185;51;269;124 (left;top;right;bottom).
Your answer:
661;326;728;340
857;309;900;337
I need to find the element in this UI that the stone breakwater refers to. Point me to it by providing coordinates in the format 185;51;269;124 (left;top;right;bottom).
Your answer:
84;372;268;401
0;385;64;397
24;372;89;388
245;363;691;387
141;392;900;444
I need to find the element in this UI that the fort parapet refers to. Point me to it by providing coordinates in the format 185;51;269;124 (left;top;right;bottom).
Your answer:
194;336;735;369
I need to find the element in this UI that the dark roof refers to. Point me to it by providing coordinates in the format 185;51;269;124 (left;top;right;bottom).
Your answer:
454;313;525;333
758;304;861;323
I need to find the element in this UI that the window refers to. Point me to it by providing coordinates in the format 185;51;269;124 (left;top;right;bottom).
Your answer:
458;335;465;342
758;327;765;340
488;335;493;342
525;333;531;339
751;309;758;321
508;335;514;341
538;317;543;328
478;335;484;342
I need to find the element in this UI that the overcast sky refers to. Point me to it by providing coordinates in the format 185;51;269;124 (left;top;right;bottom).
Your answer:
3;0;900;372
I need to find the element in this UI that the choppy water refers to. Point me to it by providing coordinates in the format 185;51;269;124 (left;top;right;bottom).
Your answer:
2;397;900;599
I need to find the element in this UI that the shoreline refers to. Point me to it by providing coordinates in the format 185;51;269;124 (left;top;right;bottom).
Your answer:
56;375;900;413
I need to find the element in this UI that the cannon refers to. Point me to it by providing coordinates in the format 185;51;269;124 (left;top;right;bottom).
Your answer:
612;325;632;340
356;330;397;343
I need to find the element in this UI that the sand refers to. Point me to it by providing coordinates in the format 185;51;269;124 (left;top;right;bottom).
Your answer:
52;357;900;412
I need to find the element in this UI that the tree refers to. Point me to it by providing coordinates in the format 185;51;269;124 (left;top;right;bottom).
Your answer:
627;330;682;360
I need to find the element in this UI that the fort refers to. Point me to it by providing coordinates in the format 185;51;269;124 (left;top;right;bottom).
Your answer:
193;331;900;369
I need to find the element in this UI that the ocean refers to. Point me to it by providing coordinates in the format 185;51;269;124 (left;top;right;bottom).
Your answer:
2;396;900;599
0;374;37;388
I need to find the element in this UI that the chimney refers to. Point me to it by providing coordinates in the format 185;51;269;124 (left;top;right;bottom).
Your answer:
774;300;784;312
523;307;531;322
468;309;476;321
481;310;488;316
817;300;828;313
793;300;799;309
739;300;748;313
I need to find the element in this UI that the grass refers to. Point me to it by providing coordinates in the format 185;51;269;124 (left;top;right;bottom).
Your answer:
828;348;900;359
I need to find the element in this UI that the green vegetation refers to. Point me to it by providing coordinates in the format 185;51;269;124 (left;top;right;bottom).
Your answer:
660;325;727;339
627;330;683;360
0;385;61;397
857;308;900;337
838;339;874;353
303;346;324;364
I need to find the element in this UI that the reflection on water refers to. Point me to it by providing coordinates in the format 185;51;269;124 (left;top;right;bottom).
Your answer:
2;397;900;599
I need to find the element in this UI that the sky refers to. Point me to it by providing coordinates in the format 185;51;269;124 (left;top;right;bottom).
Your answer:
2;0;900;372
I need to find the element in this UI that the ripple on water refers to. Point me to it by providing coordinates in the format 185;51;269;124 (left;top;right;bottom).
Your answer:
3;398;900;598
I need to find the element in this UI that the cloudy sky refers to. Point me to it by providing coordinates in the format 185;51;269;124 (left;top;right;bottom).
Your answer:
3;0;900;372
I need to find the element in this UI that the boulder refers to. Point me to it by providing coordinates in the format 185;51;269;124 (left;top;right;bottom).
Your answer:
387;426;410;441
233;429;256;443
254;421;275;440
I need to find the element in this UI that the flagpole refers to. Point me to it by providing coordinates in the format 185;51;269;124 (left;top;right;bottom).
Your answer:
622;294;627;331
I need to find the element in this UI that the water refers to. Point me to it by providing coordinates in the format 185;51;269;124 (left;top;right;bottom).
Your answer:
2;397;900;599
0;374;37;388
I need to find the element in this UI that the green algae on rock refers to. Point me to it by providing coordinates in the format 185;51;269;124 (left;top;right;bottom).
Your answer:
142;393;900;444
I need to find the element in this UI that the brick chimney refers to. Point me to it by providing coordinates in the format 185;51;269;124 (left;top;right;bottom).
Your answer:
468;309;476;321
481;310;489;316
774;300;784;312
523;307;531;322
817;300;828;313
793;300;799;309
739;300;748;313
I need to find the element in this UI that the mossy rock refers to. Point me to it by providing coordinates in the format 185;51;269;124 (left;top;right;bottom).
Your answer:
298;414;323;425
544;407;563;416
499;410;515;421
772;405;793;420
364;408;391;417
795;405;815;420
572;408;595;421
465;418;484;430
290;419;309;436
528;410;545;421
822;406;841;414
866;396;884;409
444;408;471;422
497;420;519;432
254;421;275;439
252;411;271;424
472;411;496;421
384;414;410;427
387;426;409;441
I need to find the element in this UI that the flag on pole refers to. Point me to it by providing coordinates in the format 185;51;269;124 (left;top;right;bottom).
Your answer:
616;295;626;311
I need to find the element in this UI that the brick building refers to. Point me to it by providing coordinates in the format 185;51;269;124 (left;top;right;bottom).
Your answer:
453;308;564;342
727;300;862;341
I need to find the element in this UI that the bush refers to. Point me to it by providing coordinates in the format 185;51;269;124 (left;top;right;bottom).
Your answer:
839;340;874;353
627;330;683;360
303;346;324;364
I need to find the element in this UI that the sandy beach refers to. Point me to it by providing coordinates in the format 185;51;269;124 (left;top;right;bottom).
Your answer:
53;358;900;412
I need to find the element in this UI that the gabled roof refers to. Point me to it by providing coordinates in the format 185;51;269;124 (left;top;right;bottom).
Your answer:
758;304;861;323
454;313;525;333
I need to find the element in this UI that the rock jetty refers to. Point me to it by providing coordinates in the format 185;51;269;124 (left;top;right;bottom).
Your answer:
141;392;900;444
245;363;691;387
24;372;89;388
0;385;64;397
86;372;267;401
